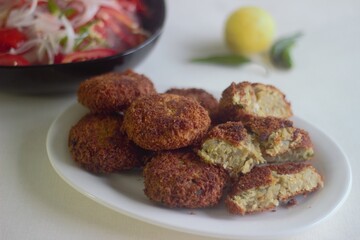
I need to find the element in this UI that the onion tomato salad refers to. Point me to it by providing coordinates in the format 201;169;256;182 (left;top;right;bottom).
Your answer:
0;0;149;66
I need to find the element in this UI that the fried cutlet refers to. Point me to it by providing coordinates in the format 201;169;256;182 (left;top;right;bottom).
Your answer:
77;69;156;113
243;116;314;163
218;82;292;122
68;113;144;174
165;88;219;123
143;149;229;208
122;93;211;151
198;121;265;176
225;162;324;215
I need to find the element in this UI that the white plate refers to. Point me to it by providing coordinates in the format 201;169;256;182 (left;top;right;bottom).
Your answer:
46;102;352;240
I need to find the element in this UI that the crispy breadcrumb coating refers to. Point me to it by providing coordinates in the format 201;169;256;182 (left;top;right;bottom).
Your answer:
165;88;219;123
68;113;144;174
77;69;156;113
243;116;314;163
143;149;229;208
122;94;211;151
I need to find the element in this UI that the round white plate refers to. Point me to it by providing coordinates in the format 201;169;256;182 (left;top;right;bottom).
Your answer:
46;102;352;240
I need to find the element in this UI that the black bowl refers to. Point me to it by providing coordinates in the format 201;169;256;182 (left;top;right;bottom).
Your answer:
0;0;166;94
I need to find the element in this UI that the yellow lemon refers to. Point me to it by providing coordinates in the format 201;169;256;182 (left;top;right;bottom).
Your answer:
225;6;276;55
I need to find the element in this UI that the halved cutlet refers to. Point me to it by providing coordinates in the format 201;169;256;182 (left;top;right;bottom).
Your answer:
198;121;265;176
243;116;314;163
218;82;293;122
225;162;324;215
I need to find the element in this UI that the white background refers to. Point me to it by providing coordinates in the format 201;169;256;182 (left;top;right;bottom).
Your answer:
1;0;359;239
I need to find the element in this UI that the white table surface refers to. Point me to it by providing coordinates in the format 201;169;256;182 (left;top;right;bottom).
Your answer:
1;0;359;239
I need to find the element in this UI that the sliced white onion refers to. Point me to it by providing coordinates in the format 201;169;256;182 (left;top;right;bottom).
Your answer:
61;15;77;54
48;34;60;55
6;0;39;27
36;38;57;64
99;0;122;10
36;40;46;62
6;8;33;28
45;42;55;64
34;11;63;33
9;39;42;55
71;1;99;27
25;0;39;17
71;0;122;27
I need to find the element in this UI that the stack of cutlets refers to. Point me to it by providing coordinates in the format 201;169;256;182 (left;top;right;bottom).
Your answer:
68;69;323;216
202;81;323;215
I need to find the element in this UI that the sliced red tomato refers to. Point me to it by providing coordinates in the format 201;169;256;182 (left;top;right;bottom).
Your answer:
96;10;145;49
0;28;27;52
61;48;117;63
97;6;136;30
0;54;30;66
12;0;28;8
131;0;148;15
54;53;64;64
117;0;148;15
98;17;128;47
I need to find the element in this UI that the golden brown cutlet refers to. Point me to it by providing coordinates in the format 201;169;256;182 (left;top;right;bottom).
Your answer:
143;149;229;208
68;113;144;174
198;121;265;176
165;87;219;123
122;93;211;151
78;70;157;113
243;116;314;163
218;82;293;122
225;162;324;215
